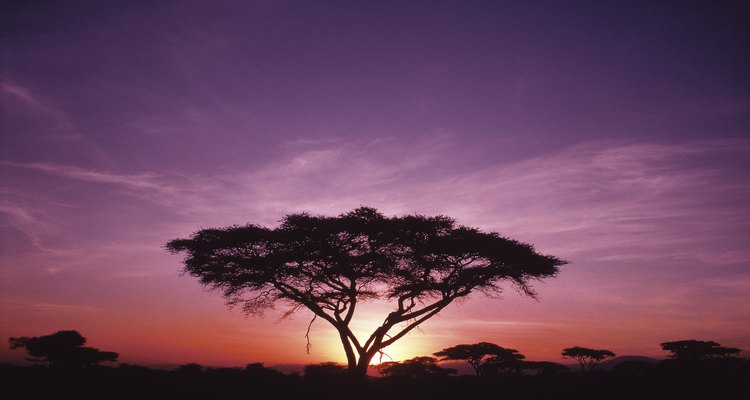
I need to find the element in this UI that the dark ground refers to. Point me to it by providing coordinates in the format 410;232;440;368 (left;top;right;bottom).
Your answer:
2;359;748;400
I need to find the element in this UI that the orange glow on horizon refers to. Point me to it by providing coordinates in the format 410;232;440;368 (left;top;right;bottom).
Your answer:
4;287;748;369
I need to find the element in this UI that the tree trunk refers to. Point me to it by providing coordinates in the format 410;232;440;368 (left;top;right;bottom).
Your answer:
353;353;373;378
337;330;357;372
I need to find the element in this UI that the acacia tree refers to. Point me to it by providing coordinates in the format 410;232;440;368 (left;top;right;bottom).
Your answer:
562;346;615;372
434;342;524;376
9;330;118;368
660;340;741;361
166;207;565;377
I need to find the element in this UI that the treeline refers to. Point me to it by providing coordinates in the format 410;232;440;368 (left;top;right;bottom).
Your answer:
3;331;749;400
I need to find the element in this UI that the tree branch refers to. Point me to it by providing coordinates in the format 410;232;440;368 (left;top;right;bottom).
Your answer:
393;295;457;324
274;282;338;326
305;314;317;354
380;304;447;348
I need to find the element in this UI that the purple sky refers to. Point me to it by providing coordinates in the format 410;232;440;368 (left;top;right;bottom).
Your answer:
1;1;749;367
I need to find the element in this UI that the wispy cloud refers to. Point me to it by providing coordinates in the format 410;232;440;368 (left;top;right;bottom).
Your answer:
438;140;750;254
1;81;79;139
203;138;750;263
24;303;98;313
0;204;35;223
0;80;117;165
4;137;749;286
2;161;170;191
10;135;748;258
1;82;64;120
437;318;560;327
0;299;98;314
0;188;61;254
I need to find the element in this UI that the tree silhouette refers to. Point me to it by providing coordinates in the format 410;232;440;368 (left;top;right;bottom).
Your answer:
8;330;118;368
561;346;615;372
660;340;741;361
167;207;565;377
434;342;524;376
375;356;457;378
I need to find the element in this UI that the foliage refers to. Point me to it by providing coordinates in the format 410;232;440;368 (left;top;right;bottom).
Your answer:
561;346;615;372
167;207;565;376
434;342;524;376
8;330;118;368
375;356;457;378
660;340;741;361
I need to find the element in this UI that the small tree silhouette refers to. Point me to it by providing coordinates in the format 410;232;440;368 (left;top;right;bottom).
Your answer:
660;340;741;361
8;330;118;368
434;342;524;376
167;207;565;377
561;346;615;372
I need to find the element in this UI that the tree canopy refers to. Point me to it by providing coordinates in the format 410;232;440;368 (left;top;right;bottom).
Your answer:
434;342;524;376
561;346;615;372
166;207;565;376
660;340;741;361
9;330;118;368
